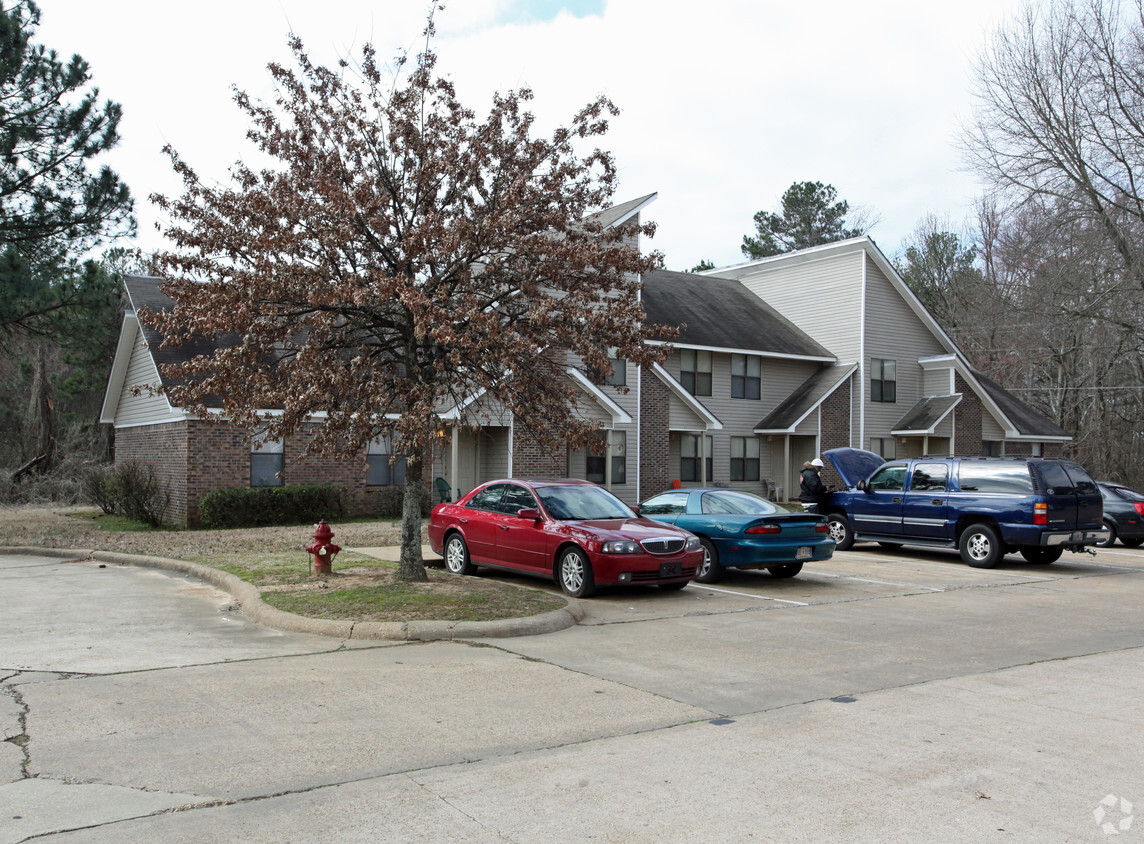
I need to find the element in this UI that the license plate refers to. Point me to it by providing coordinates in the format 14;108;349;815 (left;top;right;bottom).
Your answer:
659;562;682;577
796;546;812;560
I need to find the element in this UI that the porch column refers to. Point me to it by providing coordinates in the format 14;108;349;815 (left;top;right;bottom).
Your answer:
604;428;613;490
783;435;791;502
701;432;708;486
450;427;459;496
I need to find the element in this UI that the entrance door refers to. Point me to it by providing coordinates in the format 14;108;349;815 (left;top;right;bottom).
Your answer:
456;430;481;500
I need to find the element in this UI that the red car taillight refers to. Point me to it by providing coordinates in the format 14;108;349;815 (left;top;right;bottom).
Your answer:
815;523;830;533
746;523;781;534
1135;503;1144;516
1034;502;1048;525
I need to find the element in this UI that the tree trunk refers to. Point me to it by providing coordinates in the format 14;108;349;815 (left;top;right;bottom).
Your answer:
398;452;428;582
26;342;56;474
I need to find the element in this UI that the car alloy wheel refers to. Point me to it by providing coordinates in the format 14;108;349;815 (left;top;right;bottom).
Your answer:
444;533;474;576
558;547;596;598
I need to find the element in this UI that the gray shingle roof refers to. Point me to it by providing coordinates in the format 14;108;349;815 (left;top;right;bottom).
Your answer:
891;395;962;434
754;364;855;432
641;269;834;360
974;370;1070;439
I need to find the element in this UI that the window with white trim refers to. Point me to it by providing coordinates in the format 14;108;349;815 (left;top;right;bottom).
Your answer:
680;349;712;397
585;430;626;485
731;354;761;400
251;431;284;487
680;433;713;482
870;437;897;459
366;435;407;486
871;358;897;402
730;436;761;481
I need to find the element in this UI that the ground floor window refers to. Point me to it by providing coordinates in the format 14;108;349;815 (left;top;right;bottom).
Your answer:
730;436;760;481
869;437;897;460
983;440;1003;457
251;432;284;487
680;433;713;483
367;435;407;486
586;430;626;485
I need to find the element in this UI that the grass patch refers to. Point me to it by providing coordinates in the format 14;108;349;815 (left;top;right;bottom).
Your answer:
261;571;567;622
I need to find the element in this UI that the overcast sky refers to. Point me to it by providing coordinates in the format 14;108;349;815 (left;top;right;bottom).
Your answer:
40;0;1025;271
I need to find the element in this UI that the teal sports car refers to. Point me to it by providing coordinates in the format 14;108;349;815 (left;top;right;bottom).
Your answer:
637;488;835;583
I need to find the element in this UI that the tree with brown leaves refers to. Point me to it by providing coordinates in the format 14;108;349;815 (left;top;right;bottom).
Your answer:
144;17;670;581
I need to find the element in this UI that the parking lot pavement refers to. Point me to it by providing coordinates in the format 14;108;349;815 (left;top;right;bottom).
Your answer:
3;545;1143;841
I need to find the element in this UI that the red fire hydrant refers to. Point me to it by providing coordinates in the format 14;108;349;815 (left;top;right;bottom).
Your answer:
306;520;341;576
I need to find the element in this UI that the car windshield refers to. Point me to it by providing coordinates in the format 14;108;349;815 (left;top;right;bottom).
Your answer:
536;485;634;521
700;490;780;515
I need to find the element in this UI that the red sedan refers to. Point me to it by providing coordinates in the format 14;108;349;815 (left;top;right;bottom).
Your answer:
428;478;703;598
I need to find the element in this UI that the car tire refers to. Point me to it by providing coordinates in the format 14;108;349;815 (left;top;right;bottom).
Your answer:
959;523;1003;568
1121;537;1143;547
826;513;854;551
659;580;688;591
767;562;803;578
695;538;725;584
1019;546;1063;564
557;547;596;598
1095;520;1117;548
444;533;476;576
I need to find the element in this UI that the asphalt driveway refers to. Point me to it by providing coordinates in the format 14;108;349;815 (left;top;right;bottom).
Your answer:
2;545;1143;841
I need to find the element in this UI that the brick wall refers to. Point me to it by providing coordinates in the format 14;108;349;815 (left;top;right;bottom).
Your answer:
512;425;568;477
639;368;670;500
114;421;190;525
954;374;984;457
818;378;852;489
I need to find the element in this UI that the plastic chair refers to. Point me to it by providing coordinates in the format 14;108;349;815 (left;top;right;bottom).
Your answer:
434;477;452;503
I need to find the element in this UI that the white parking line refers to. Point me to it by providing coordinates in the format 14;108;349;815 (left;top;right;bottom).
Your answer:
837;553;1066;580
804;570;945;591
688;584;809;605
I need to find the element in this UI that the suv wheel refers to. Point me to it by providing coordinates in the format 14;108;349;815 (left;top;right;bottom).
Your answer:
959;523;1003;568
826;513;854;550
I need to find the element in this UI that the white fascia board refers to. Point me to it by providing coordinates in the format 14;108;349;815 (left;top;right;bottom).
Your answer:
566;367;633;424
99;312;139;423
703;236;872;277
650;363;723;430
645;339;835;364
439;387;490;421
605;193;658;230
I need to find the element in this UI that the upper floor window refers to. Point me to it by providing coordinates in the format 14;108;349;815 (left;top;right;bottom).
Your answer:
586;430;627;486
730;436;760;481
251;431;284;487
680;349;712;397
731;354;761;400
589;351;627;387
871;358;897;402
366;435;407;487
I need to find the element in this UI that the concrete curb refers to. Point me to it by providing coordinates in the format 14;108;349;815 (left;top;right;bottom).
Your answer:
0;547;584;641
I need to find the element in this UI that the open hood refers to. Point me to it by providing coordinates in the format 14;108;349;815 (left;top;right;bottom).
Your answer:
824;447;887;489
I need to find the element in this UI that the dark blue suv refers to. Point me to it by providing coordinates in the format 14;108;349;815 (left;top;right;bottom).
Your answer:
821;449;1107;567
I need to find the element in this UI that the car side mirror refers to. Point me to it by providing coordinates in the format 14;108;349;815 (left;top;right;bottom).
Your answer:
857;480;870;493
516;508;542;521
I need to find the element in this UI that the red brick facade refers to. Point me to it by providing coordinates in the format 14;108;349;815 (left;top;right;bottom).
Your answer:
511;426;569;477
116;419;427;527
954;374;984;457
638;368;670;500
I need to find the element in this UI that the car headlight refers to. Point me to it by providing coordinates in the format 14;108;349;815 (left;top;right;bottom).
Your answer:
685;536;701;551
601;540;641;554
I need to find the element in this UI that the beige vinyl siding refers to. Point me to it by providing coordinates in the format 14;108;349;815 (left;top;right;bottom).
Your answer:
115;332;179;427
732;251;865;362
668;391;708;430
923;365;956;396
982;413;1006;442
863;257;949;440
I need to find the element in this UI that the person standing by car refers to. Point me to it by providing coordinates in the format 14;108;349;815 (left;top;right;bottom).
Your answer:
800;458;830;512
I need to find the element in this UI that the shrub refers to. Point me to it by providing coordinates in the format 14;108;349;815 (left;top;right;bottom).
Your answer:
371;483;433;519
82;465;117;514
198;484;346;529
105;461;172;527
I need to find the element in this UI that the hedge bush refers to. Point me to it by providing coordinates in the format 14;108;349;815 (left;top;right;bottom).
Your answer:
371;484;434;519
199;484;346;529
82;462;172;527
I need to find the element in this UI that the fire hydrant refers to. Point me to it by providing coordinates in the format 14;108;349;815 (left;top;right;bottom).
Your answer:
305;520;341;576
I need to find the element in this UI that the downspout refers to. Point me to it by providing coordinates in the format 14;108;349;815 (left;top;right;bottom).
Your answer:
859;250;868;450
